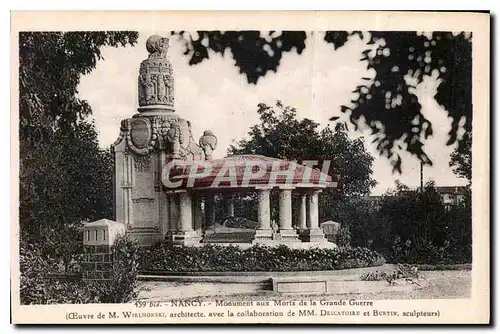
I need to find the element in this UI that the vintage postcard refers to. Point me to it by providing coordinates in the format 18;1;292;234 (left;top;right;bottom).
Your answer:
11;11;490;324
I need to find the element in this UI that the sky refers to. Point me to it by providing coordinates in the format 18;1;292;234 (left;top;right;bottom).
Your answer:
78;32;469;195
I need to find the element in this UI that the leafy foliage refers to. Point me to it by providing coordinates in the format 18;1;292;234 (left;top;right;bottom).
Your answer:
140;244;385;272
19;31;137;262
337;181;472;265
229;101;377;199
20;31;139;139
336;31;472;173
227;101;376;223
360;264;421;286
19;32;138;303
20;121;115;262
97;234;141;303
20;234;139;305
174;31;472;172
172;31;307;84
449;131;472;181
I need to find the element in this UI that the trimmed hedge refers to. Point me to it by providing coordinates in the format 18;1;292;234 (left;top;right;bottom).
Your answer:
139;243;386;272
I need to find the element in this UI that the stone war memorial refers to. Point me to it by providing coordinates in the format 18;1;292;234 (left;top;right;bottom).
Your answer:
14;13;483;322
77;32;419;298
83;35;338;250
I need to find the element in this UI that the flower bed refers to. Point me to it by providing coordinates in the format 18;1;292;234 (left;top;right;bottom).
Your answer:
139;244;385;272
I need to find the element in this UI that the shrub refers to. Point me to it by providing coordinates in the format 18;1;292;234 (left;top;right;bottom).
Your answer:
100;234;140;303
336;227;352;247
139;243;385;272
20;234;139;305
332;182;472;266
360;264;422;286
20;242;61;305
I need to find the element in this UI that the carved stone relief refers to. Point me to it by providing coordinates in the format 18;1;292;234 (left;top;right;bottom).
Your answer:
138;35;175;109
134;154;151;172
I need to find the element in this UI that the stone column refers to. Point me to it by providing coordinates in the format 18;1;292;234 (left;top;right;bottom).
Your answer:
178;191;193;232
169;193;179;232
307;191;319;230
297;193;307;238
160;191;170;238
173;190;201;245
303;190;327;242
223;194;234;218
192;193;203;236
253;189;273;242
204;194;216;228
277;188;300;243
278;189;293;230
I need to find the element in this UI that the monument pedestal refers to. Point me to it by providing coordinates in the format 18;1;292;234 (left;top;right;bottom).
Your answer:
276;229;302;247
302;228;327;242
252;229;273;245
253;229;273;241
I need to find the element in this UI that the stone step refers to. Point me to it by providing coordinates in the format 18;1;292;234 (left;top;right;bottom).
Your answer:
202;231;256;243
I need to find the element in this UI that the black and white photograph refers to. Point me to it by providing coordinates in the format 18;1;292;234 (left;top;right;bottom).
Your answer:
11;11;490;324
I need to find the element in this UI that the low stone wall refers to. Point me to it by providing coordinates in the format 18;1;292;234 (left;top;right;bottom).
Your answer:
271;277;424;294
136;264;428;295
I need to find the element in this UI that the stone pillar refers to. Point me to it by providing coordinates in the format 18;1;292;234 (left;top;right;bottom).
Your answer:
297;193;308;238
160;191;170;239
278;189;293;230
192;194;203;236
303;190;327;242
223;194;234;218
253;189;273;242
298;194;307;229
178;191;193;232
277;188;300;242
307;191;319;230
204;194;216;228
172;191;201;245
169;193;179;232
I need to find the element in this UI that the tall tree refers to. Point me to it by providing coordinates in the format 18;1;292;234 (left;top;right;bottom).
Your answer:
229;101;377;221
373;181;472;264
449;131;472;182
20;31;138;142
230;101;377;198
19;32;138;259
172;30;471;172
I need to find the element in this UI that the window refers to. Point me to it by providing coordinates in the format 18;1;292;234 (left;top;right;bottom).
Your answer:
103;229;106;241
86;230;90;241
95;229;98;241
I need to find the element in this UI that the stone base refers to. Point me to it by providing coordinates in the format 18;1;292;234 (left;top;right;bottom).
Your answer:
301;228;327;242
255;229;302;247
252;229;273;243
170;230;202;246
296;228;308;240
277;229;301;242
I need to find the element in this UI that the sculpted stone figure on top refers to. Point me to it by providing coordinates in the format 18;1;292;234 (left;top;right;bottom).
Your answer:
138;35;175;110
115;35;217;162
